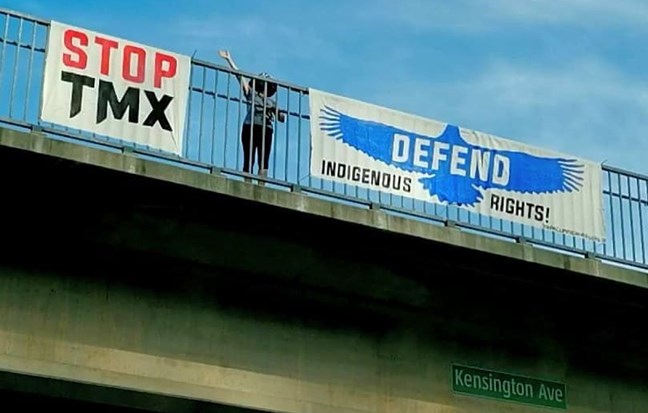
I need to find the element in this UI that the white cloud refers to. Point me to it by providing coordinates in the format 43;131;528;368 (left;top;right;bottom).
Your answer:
354;58;648;174
149;1;648;175
170;15;344;82
362;0;648;32
173;15;345;74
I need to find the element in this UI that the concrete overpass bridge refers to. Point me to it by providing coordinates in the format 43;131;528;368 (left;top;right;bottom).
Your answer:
0;8;646;413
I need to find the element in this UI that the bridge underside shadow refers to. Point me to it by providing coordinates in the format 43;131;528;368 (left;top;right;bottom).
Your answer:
0;131;645;411
0;369;259;413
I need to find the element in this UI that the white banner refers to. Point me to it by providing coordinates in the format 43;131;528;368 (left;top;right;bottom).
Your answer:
309;88;605;241
40;21;191;155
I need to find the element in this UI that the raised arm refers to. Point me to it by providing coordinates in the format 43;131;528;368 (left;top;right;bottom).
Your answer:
218;50;250;97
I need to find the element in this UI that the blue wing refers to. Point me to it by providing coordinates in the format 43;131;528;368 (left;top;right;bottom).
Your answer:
319;105;432;174
499;150;584;194
319;105;585;203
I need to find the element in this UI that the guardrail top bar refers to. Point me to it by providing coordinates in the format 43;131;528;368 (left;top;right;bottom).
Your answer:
0;7;50;25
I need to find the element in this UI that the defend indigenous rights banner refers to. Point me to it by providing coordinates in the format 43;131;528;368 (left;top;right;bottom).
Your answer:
308;88;605;241
40;21;191;155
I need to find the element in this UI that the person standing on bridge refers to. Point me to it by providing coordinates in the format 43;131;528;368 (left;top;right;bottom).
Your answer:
218;50;285;184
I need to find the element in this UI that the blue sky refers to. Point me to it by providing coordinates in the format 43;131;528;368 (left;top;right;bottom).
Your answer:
6;0;648;175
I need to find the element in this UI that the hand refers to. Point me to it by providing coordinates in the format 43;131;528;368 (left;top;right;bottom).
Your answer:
218;50;231;61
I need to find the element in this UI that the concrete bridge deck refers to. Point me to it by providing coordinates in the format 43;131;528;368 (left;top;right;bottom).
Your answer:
0;125;646;413
0;126;645;291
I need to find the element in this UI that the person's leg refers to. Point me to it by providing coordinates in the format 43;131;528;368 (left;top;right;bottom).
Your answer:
251;124;264;177
258;127;273;186
240;124;253;182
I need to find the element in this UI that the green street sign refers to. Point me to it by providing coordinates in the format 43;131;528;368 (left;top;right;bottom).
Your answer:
452;364;567;409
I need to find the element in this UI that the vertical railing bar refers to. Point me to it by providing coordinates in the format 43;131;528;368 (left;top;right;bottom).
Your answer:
37;21;50;127
608;170;617;257
272;85;279;179
617;173;626;259
236;74;243;172
8;17;23;118
248;77;256;178
571;227;576;248
271;84;278;179
0;15;11;103
601;170;608;256
259;79;267;179
210;68;219;165
197;66;206;162
641;178;648;264
377;185;381;208
541;226;548;245
185;66;195;158
223;72;231;168
284;87;290;181
627;175;636;262
483;213;489;235
23;20;37;122
299;90;305;187
357;150;361;200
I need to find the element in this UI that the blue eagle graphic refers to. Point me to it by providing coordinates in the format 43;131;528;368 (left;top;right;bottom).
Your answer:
319;106;584;206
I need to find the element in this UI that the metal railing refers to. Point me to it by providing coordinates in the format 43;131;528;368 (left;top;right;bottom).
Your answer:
1;8;648;273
